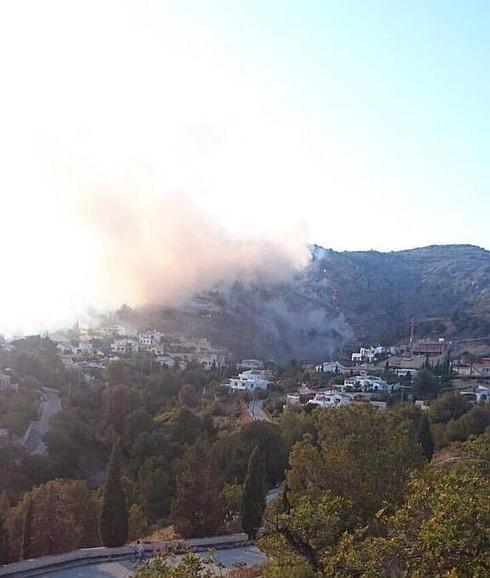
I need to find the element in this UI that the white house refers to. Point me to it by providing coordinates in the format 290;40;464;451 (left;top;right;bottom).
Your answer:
115;325;138;338
60;355;76;369
395;368;419;378
0;373;19;393
237;359;264;370
76;342;95;355
111;338;139;355
138;331;165;347
286;385;318;406
461;385;490;404
200;351;229;370
343;375;399;393
286;393;302;405
369;400;387;410
228;370;271;392
56;341;73;355
315;361;348;374
351;346;393;364
351;347;377;363
309;390;351;408
177;337;211;351
155;355;177;368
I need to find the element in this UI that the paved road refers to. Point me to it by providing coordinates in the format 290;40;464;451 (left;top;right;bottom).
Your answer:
266;486;281;502
23;388;62;455
45;546;265;578
247;399;270;422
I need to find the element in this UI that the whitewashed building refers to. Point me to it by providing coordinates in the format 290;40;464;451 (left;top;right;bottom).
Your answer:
138;331;165;347
228;370;271;392
237;359;264;370
0;373;19;393
461;385;490;404
343;375;399;393
200;351;229;370
309;390;351;408
111;338;139;355
315;361;349;374
155;355;177;368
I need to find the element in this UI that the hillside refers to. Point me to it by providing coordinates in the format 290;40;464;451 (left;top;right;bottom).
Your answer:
134;244;490;362
310;243;490;345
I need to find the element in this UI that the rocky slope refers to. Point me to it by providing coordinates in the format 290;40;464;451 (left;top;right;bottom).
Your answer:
133;244;490;362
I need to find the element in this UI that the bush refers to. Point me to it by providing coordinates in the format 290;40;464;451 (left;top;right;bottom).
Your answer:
429;391;470;424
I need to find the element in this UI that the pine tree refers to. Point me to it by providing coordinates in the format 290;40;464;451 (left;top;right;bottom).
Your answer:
241;446;266;540
0;512;8;564
21;497;34;560
170;444;224;538
99;441;128;547
418;413;434;462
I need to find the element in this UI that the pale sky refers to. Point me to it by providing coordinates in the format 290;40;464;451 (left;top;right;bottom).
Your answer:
0;1;489;334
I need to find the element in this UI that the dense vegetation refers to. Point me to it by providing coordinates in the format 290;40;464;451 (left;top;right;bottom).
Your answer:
258;411;489;578
0;335;489;577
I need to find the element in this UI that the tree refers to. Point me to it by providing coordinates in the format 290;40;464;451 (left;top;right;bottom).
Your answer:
215;421;287;486
136;456;172;522
101;385;139;442
166;407;211;445
326;465;490;577
221;483;243;526
241;446;266;540
21;497;33;560
178;384;199;408
418;412;434;461
128;504;151;541
278;408;316;452
133;553;215;578
123;409;154;450
312;405;423;521
413;368;441;398
261;492;354;576
384;360;390;375
429;391;470;424
4;480;98;561
262;429;490;578
285;439;327;507
45;409;93;476
99;442;128;547
171;444;224;538
0;511;9;564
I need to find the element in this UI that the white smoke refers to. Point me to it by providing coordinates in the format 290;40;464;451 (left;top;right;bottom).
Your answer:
77;189;309;309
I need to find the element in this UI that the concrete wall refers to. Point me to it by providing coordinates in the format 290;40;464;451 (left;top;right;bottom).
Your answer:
0;534;250;577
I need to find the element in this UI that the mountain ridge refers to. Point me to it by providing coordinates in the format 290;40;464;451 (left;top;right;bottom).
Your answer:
127;244;490;361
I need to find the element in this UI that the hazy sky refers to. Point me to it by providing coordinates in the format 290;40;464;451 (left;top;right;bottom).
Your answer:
0;1;489;333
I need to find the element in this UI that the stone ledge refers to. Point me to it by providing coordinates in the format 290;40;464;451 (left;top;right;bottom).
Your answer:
0;534;250;577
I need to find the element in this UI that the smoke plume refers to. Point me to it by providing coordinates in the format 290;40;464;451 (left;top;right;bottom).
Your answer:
78;189;309;309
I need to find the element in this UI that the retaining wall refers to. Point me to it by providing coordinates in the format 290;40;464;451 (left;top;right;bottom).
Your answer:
0;533;250;577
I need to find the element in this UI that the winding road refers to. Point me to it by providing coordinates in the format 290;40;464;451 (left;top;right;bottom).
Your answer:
247;399;270;422
22;387;62;455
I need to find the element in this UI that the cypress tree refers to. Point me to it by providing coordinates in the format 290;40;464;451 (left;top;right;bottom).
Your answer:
384;360;390;375
418;413;434;462
99;441;128;547
21;498;33;560
0;512;9;564
241;446;266;540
